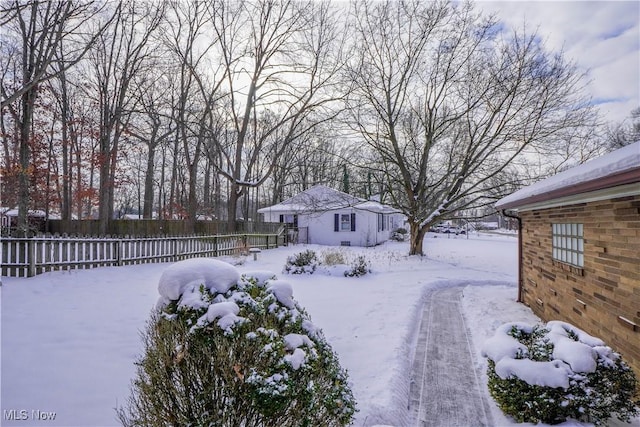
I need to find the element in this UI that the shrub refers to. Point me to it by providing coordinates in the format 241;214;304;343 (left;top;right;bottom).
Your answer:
283;250;319;274
344;255;371;277
482;321;639;426
390;228;407;242
118;265;356;427
321;249;347;266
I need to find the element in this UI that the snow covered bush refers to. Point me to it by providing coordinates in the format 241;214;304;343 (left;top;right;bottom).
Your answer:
286;249;373;278
321;248;348;266
482;321;638;426
344;255;371;277
283;249;320;274
391;228;408;241
118;258;356;427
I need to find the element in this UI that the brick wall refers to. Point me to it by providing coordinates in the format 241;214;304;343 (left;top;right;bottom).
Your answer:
519;195;640;380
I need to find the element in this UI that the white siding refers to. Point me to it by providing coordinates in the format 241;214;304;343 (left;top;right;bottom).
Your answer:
259;207;396;247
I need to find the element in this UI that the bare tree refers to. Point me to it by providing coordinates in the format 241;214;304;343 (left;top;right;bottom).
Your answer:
604;107;640;149
204;0;348;230
0;0;113;109
347;0;594;255
160;0;225;229
86;1;164;233
126;69;175;219
0;0;110;235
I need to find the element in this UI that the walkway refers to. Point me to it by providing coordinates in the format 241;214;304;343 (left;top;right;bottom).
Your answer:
408;286;494;426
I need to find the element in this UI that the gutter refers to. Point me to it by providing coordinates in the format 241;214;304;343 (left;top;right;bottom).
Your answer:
496;167;640;211
502;209;523;303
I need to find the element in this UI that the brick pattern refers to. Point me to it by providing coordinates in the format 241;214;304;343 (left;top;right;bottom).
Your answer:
520;195;640;380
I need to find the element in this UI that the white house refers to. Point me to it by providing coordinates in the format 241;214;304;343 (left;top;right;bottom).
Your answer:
257;185;403;247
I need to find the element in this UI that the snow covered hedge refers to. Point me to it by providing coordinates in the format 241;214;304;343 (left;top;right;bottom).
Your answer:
284;249;371;277
118;258;356;426
283;249;320;274
482;321;638;426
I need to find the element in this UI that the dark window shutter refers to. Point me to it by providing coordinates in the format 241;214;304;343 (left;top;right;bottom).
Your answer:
351;213;356;231
279;214;284;223
334;213;339;232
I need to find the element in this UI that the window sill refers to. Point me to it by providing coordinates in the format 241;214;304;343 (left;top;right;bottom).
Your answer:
552;260;584;276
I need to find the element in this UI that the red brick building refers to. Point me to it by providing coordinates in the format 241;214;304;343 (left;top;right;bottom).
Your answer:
496;142;640;380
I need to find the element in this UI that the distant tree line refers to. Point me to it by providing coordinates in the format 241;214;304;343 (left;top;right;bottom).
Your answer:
0;0;623;253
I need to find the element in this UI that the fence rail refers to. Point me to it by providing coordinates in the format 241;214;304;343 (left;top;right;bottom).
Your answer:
42;219;282;237
1;233;284;278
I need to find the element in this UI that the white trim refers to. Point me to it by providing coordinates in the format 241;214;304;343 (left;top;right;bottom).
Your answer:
509;183;640;212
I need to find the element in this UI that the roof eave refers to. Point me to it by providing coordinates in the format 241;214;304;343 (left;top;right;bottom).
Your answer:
497;167;640;211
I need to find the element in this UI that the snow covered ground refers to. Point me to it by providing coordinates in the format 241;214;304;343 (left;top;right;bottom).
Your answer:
1;232;638;427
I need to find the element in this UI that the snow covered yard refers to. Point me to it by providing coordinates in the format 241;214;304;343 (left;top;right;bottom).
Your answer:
1;232;638;426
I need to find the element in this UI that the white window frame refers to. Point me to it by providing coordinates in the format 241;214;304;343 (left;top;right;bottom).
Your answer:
340;214;351;231
552;223;584;268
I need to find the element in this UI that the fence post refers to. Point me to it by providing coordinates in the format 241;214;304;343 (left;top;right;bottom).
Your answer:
116;239;122;266
28;240;36;277
214;236;218;257
171;238;176;261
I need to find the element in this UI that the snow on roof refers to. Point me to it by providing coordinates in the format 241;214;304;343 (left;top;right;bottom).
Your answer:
122;214;142;220
258;185;363;213
2;208;47;217
354;200;401;214
257;185;400;214
496;141;640;209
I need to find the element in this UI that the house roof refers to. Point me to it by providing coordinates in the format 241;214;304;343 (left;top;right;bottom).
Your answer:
2;208;48;217
496;141;640;211
257;185;400;214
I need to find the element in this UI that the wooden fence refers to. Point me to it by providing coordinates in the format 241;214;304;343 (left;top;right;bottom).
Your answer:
42;219;281;237
1;233;285;278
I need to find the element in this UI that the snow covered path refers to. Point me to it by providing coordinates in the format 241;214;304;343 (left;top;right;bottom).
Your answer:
409;286;494;427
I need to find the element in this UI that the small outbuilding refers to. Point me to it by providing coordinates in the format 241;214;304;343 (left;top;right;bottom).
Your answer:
257;185;403;247
496;141;640;379
1;207;47;234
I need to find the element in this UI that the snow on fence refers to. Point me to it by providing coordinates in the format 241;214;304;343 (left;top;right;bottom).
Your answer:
1;233;283;278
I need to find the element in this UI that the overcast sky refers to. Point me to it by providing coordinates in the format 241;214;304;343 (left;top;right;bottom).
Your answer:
478;0;639;126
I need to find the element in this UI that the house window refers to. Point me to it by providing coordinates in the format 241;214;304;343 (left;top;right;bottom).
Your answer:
552;223;584;268
279;214;297;227
334;213;356;232
341;214;351;231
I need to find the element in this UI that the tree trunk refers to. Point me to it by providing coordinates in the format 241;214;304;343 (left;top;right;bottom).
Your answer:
17;89;35;237
227;183;240;232
168;132;179;219
97;134;111;234
408;220;428;256
186;159;198;233
143;144;156;218
60;88;71;222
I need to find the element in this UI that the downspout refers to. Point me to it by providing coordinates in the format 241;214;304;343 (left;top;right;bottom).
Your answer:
502;209;523;303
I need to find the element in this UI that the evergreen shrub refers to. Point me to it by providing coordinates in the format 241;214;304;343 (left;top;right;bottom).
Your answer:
118;270;356;426
283;250;319;274
344;255;371;277
483;322;638;426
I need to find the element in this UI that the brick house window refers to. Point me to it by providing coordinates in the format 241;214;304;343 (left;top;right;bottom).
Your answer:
552;223;584;267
